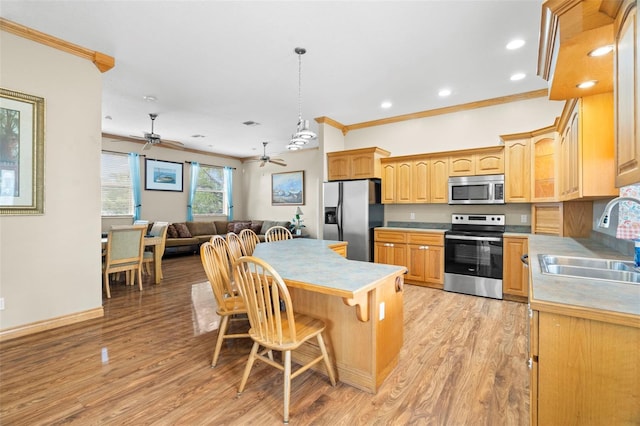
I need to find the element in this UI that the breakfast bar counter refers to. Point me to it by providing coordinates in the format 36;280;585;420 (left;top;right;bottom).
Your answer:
253;239;407;393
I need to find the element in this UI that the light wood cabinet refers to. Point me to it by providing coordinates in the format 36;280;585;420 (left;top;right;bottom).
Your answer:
531;133;558;201
531;201;593;237
406;232;444;289
374;230;444;288
327;147;390;181
429;156;448;203
373;230;407;268
381;162;396;204
614;1;639;187
502;236;528;301
557;94;618;200
449;147;504;176
529;310;640;425
381;155;446;204
504;139;530;202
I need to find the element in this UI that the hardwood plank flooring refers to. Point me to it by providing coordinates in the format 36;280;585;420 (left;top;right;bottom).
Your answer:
0;254;529;425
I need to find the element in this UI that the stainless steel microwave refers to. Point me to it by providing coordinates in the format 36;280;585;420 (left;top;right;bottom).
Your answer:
448;174;505;205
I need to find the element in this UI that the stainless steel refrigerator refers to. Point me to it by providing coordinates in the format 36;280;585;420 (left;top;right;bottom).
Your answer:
323;179;384;262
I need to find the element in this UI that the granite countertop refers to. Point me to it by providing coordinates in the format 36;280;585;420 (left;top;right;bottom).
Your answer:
527;234;640;324
253;239;407;297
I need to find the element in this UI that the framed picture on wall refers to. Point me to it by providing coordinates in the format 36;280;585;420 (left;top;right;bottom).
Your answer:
0;88;45;215
145;159;183;192
271;170;304;205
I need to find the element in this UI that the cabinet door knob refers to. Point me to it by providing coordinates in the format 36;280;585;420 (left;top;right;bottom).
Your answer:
420;245;429;250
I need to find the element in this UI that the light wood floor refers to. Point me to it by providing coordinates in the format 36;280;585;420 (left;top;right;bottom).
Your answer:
0;254;529;425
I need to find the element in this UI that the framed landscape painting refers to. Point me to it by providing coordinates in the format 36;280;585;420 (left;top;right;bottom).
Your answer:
145;159;183;192
272;170;304;205
0;88;45;215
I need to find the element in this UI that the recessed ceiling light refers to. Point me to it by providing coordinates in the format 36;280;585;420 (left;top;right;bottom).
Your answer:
588;45;614;57
142;95;157;102
510;73;526;81
438;89;452;97
380;101;392;109
577;80;598;89
506;39;525;50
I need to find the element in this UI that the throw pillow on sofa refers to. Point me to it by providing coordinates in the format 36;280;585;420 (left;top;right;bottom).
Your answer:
186;221;215;236
229;221;252;234
250;220;263;234
173;223;192;238
167;224;178;238
260;220;276;234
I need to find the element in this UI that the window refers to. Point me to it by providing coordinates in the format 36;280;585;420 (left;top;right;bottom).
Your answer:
193;165;226;215
101;152;133;216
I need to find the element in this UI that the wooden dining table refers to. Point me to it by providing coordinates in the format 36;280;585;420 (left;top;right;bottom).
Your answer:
101;235;164;284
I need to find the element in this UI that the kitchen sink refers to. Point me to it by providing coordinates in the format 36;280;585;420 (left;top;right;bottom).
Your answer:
538;254;640;284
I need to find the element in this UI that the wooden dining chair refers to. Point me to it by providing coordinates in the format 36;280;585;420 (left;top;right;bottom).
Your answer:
239;228;260;255
226;232;246;261
200;239;250;367
102;225;146;298
143;221;168;278
264;225;293;242
233;256;336;423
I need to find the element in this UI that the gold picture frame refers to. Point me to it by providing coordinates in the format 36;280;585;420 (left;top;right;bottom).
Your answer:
0;88;45;215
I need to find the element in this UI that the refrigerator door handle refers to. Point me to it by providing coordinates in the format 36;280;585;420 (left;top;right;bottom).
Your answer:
337;182;343;240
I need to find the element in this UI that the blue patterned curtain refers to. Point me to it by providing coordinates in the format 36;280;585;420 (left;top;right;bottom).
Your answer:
187;162;200;221
225;166;233;220
128;152;142;221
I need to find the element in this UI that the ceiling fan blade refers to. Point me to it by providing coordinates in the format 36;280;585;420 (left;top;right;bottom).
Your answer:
142;142;152;151
162;140;185;149
259;160;266;167
270;159;287;167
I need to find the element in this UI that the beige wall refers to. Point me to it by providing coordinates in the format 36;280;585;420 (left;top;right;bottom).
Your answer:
101;139;243;231
0;32;103;329
241;148;323;238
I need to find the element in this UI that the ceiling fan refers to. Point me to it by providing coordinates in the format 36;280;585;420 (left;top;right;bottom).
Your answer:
131;113;184;151
250;142;287;167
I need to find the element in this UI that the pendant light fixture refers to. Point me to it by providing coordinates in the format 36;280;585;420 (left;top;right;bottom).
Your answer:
287;47;316;150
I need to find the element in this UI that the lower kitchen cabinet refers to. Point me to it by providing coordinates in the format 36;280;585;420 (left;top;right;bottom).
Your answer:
373;230;407;267
405;233;444;288
503;236;528;302
374;229;444;288
529;310;640;425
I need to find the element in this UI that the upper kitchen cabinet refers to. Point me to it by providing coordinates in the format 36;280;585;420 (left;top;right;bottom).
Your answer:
380;155;447;204
531;130;559;202
557;93;618;200
327;147;390;181
503;137;531;203
448;146;504;176
614;0;639;187
538;0;619;100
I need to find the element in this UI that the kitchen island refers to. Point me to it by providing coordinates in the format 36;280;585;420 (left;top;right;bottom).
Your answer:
253;238;407;393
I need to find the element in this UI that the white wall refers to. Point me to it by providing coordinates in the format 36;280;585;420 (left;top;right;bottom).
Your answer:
0;32;103;329
344;96;565;155
101;139;243;230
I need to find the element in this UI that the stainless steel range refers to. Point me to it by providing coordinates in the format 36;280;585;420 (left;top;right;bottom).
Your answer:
444;213;505;299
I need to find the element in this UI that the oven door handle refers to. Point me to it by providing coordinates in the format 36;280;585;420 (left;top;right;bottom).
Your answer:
445;234;502;242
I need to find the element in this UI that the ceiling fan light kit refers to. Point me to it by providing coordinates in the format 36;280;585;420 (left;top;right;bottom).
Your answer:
289;47;316;150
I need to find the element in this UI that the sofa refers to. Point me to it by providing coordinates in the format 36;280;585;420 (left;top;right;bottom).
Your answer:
159;220;291;255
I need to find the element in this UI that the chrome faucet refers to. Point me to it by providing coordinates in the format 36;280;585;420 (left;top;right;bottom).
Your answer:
597;196;640;228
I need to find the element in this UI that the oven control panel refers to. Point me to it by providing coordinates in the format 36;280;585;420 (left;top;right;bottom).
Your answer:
451;214;505;226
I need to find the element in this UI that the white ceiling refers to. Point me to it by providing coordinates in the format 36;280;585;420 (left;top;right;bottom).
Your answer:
1;0;548;159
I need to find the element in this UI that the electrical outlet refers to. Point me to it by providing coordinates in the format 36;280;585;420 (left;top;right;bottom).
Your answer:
410;212;415;220
0;297;5;310
521;214;528;223
379;302;385;320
